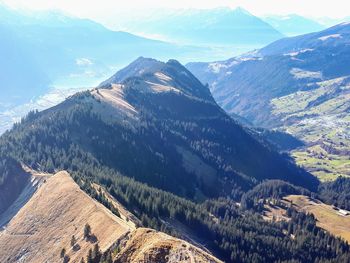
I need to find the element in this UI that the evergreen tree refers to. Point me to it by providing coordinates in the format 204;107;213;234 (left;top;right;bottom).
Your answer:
60;248;66;258
70;235;76;247
84;223;91;239
86;249;93;263
92;243;101;262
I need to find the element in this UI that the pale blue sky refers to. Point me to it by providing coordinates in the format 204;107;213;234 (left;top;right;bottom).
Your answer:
1;0;349;19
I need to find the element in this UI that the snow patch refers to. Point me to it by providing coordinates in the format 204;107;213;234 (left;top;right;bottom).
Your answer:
318;34;342;41
207;63;228;73
290;68;322;80
284;49;314;57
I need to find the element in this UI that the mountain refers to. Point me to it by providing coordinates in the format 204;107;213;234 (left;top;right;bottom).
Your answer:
1;57;350;262
262;14;325;36
0;57;317;197
0;4;200;107
117;7;284;46
0;24;49;107
187;22;350;180
0;170;221;263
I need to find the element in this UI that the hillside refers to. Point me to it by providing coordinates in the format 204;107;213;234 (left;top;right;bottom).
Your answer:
187;22;350;180
0;171;222;263
0;171;133;262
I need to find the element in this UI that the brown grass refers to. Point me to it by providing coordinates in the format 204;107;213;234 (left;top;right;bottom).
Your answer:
0;171;132;263
285;195;350;242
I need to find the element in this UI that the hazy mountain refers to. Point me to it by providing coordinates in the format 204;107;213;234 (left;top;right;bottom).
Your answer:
118;7;284;46
187;22;350;180
0;24;49;107
0;4;201;107
263;14;325;36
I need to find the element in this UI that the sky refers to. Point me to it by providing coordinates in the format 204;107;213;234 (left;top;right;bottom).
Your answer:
1;0;349;19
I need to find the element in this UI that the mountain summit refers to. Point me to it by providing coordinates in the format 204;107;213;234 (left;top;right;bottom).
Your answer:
99;57;213;101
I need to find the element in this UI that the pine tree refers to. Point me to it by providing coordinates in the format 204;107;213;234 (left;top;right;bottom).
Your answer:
92;243;101;262
60;248;66;258
71;235;76;247
86;249;93;263
84;223;91;239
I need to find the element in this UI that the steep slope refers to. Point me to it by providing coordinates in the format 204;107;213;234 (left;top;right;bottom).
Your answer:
119;7;284;46
187;23;350;180
0;171;133;263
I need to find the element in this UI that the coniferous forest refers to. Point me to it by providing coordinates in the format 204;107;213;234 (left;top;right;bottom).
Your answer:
0;98;349;262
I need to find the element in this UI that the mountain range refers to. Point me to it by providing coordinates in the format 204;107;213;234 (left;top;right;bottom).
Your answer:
114;7;284;46
0;4;204;107
187;22;350;180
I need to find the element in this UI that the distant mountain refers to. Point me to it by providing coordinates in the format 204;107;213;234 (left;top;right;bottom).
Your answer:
0;4;200;107
119;7;284;46
263;14;325;36
0;24;49;106
187;22;350;180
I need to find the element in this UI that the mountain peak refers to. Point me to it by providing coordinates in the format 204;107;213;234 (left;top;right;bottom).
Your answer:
99;57;213;101
233;6;252;16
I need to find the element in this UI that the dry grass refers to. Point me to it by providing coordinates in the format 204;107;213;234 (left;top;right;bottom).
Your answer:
285;195;350;242
0;171;132;263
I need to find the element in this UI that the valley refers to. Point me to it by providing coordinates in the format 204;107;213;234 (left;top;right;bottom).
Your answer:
187;22;350;181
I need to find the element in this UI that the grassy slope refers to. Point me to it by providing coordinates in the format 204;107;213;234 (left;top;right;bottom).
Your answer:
285;195;350;242
0;171;133;263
